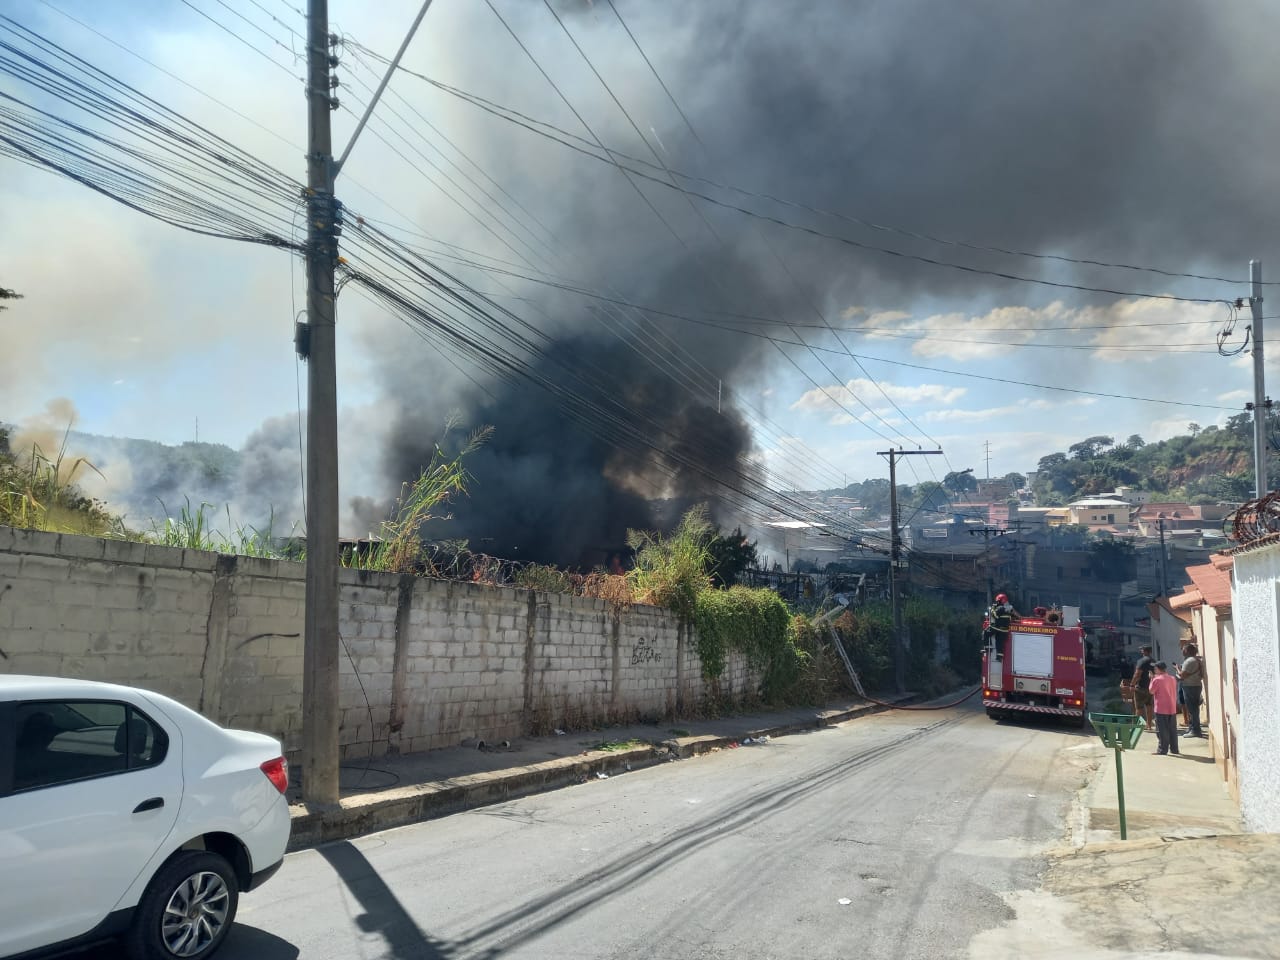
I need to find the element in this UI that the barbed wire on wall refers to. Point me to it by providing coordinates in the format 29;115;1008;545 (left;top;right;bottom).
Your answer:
1224;492;1280;544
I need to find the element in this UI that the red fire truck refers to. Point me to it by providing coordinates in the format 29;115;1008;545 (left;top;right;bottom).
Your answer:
982;607;1088;726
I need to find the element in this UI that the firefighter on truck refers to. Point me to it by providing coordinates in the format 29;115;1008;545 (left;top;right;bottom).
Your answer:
983;592;1021;659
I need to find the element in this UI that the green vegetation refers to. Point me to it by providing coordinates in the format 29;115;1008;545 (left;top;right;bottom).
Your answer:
592;738;644;752
513;562;575;594
818;596;979;695
626;505;835;704
347;423;492;574
147;500;295;558
707;526;759;587
0;425;118;536
1030;420;1275;505
694;585;804;699
626;504;714;620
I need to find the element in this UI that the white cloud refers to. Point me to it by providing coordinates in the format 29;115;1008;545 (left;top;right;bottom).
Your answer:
867;309;912;324
791;378;966;413
847;298;1228;365
921;403;1025;424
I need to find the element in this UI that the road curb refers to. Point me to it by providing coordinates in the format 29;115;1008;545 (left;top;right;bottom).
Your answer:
286;694;918;850
659;695;917;759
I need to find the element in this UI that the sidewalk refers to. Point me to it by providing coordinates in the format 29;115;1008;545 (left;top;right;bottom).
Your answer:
287;694;915;850
976;719;1280;959
1080;723;1241;842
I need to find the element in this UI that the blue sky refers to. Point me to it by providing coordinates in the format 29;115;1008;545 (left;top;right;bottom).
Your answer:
3;0;1278;525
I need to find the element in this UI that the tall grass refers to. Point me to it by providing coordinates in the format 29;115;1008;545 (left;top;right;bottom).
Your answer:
143;501;298;558
626;504;713;621
0;424;116;535
149;498;220;550
350;422;492;574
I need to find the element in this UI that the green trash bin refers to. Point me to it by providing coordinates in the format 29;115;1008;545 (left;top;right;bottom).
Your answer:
1089;712;1145;751
1088;712;1145;839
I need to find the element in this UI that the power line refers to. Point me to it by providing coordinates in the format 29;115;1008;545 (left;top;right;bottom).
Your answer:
175;0;301;79
533;3;930;450
348;43;1255;300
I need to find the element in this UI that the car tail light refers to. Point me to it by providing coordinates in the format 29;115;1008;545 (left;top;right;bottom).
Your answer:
260;756;289;794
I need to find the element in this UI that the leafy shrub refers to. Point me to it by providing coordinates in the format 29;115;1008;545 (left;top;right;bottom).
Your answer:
514;563;574;594
831;606;893;692
693;585;809;702
627;505;713;621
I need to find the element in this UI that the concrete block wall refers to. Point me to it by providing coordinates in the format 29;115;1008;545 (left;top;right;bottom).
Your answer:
0;527;215;709
0;526;762;764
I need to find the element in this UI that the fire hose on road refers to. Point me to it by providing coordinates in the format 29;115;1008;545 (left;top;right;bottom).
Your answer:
858;684;983;711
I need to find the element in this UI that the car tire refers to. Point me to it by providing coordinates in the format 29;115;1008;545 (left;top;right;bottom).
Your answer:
125;850;240;960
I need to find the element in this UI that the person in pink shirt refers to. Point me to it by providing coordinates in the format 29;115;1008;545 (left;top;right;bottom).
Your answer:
1149;661;1180;756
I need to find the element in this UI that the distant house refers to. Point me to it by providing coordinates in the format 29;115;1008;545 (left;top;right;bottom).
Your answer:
1134;502;1235;537
1012;506;1068;530
1066;497;1131;528
1113;486;1152;504
1148;595;1194;663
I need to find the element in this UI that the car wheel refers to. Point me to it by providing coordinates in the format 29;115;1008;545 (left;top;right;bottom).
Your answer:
126;850;239;960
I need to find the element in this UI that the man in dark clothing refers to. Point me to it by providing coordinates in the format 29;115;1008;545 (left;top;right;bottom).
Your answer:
1132;645;1155;731
1175;643;1205;738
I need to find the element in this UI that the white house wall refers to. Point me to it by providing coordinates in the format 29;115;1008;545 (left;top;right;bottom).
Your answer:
1230;542;1280;832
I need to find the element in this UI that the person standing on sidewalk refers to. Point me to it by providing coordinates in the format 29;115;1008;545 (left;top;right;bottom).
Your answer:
1175;643;1205;739
1132;645;1156;732
1150;661;1180;756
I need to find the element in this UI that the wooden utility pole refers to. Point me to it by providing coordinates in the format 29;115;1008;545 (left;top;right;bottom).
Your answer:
879;448;943;693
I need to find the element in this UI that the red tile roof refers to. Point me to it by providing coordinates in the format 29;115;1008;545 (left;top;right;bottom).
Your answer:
1184;557;1233;610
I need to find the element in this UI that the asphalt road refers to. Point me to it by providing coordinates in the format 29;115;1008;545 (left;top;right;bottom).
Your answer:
76;703;1097;960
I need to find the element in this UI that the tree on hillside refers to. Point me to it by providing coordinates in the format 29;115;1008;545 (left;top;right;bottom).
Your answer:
908;481;950;515
1126;434;1145;449
1068;435;1114;460
1188;422;1202;437
943;469;977;494
843;477;892;517
1003;472;1026;490
0;287;20;311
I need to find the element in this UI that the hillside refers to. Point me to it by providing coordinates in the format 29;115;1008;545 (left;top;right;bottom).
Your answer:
1029;412;1277;506
3;413;1275;542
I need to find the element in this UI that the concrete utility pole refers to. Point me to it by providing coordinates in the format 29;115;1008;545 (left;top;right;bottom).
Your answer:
299;0;433;806
301;0;341;807
879;448;943;694
1249;260;1269;498
1157;517;1169;597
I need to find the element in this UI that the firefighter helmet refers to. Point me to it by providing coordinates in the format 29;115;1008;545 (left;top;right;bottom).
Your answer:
996;593;1008;603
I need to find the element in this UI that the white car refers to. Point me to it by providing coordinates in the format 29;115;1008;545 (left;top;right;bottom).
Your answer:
0;676;291;960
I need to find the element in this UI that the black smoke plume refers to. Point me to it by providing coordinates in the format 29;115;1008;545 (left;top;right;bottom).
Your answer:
355;0;1280;563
